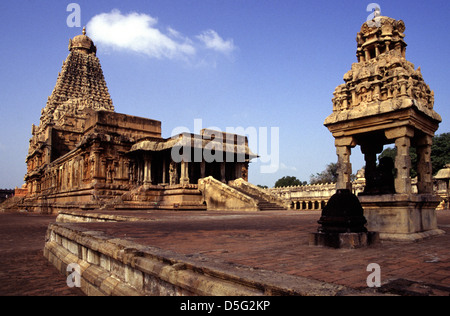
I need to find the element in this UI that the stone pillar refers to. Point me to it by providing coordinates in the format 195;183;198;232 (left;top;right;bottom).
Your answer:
364;48;370;61
336;146;352;191
162;159;167;184
220;162;226;183
335;137;356;191
235;162;243;179
416;135;433;194
361;143;383;194
180;160;190;185
386;127;414;195
375;44;380;57
144;154;152;186
200;161;206;179
395;137;412;194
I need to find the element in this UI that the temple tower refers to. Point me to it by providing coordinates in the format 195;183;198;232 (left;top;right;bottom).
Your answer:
324;16;444;241
23;28;161;210
26;27;115;175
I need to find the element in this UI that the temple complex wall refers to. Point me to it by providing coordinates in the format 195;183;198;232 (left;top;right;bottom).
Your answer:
267;177;449;211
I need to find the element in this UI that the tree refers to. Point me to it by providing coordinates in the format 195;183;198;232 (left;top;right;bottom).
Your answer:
378;146;417;178
378;133;450;176
310;163;339;184
431;133;450;174
274;176;305;188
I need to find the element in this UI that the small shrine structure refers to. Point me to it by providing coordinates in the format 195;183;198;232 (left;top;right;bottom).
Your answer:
324;16;444;241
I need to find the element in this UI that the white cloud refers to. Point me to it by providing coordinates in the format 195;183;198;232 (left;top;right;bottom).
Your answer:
87;9;195;60
279;163;298;172
86;9;235;62
196;30;236;55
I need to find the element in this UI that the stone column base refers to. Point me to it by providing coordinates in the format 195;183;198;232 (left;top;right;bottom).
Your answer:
309;232;379;249
359;194;445;242
377;229;445;242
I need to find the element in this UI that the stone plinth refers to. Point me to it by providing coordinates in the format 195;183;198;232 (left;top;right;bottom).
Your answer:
359;194;445;242
310;189;379;249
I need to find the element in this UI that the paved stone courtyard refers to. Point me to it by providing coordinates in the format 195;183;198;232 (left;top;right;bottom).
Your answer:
1;210;449;296
0;212;84;296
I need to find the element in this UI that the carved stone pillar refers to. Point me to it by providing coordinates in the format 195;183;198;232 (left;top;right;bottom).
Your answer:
336;146;352;191
416;135;433;194
143;154;152;186
375;43;380;57
180;160;190;185
335;137;356;191
361;143;383;194
364;48;370;61
92;149;101;179
384;127;414;195
395;136;412;194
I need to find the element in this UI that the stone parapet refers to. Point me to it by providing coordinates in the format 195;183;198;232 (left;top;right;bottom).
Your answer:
44;221;354;296
229;178;289;209
198;177;259;212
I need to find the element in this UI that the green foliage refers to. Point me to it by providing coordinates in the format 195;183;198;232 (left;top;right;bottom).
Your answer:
274;176;306;188
310;163;339;185
378;133;450;176
431;133;450;174
378;146;417;178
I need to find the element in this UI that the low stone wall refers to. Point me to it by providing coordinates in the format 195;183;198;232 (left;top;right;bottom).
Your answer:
55;211;147;223
269;180;366;210
44;222;352;296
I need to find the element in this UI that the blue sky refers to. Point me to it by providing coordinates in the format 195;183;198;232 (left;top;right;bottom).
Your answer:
0;0;449;188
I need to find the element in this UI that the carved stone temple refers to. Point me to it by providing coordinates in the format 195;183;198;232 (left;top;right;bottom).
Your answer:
21;28;274;213
324;16;444;241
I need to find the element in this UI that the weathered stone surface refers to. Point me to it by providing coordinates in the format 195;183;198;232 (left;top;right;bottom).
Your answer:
324;15;443;241
17;29;257;213
44;220;354;296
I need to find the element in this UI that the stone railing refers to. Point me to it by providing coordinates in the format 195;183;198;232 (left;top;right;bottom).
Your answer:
229;178;289;209
198;177;259;212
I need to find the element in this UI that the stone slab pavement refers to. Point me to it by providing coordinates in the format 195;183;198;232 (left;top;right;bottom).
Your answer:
0;212;84;296
70;210;450;296
1;209;450;296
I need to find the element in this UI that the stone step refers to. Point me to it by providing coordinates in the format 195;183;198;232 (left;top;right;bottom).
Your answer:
231;186;287;211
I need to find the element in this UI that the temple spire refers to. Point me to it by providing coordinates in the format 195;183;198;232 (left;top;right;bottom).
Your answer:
39;31;114;126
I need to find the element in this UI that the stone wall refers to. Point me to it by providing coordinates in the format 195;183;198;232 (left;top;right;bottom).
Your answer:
269;180;366;210
44;220;350;296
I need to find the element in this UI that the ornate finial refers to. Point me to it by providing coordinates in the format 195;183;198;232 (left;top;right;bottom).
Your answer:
82;26;86;36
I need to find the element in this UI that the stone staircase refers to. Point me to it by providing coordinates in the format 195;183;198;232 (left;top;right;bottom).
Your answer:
230;186;287;211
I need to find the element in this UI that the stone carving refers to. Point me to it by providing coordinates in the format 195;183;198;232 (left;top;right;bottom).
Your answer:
22;29;257;213
326;16;440;126
324;15;443;242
